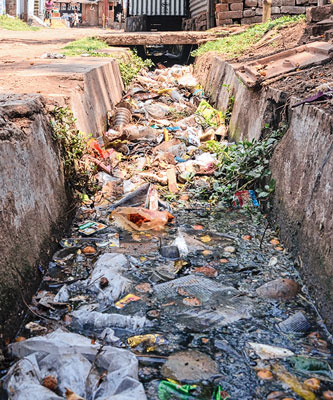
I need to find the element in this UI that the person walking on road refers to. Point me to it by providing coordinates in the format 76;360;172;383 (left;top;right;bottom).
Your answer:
45;0;54;27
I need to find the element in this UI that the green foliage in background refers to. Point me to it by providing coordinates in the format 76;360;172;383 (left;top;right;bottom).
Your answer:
192;15;305;58
202;128;284;204
63;37;153;88
63;37;107;55
0;15;39;30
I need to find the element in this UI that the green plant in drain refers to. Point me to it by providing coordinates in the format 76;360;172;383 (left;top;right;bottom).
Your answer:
200;127;284;204
50;107;95;198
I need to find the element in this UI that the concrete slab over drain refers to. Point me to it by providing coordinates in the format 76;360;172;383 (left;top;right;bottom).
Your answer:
235;41;333;87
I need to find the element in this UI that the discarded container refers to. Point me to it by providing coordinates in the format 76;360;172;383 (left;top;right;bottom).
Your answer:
196;100;224;128
160;246;180;259
289;356;333;380
78;221;107;236
52;247;79;265
71;310;151;333
278;312;311;335
113;107;132;131
256;278;300;301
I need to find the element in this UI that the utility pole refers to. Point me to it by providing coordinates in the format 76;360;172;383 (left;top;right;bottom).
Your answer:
103;0;108;27
24;0;28;21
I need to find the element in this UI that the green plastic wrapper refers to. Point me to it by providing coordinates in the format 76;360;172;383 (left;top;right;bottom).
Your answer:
158;381;230;400
158;381;197;400
289;356;333;380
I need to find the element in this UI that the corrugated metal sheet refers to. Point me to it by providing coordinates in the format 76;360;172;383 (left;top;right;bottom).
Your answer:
129;0;186;16
190;0;208;18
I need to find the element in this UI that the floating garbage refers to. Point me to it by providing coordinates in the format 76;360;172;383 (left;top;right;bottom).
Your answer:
128;334;166;352
71;310;151;334
248;342;295;360
3;329;147;400
161;350;218;382
278;311;311;335
115;293;141;309
78;221;108;236
4;61;333;400
111;207;174;232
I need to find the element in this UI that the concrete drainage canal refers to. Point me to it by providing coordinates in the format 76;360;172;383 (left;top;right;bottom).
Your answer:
0;58;332;400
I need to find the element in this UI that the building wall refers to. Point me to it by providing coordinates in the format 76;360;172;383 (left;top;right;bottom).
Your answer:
83;2;99;25
5;0;16;15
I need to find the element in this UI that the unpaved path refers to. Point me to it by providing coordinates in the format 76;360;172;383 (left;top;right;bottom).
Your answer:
0;27;118;95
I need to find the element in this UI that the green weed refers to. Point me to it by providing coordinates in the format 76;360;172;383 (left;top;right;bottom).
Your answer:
200;127;285;205
63;37;153;88
0;15;39;30
63;37;108;56
192;15;305;59
50;107;94;198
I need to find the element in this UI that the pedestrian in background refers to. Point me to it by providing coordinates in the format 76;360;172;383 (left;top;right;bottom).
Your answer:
44;0;54;26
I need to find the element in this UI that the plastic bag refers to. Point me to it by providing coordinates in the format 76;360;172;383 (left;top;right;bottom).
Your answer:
273;363;316;400
196;100;224;128
158;380;197;400
111;207;174;232
4;329;147;400
87;253;132;304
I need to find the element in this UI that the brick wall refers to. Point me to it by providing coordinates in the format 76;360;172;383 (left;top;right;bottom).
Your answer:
215;0;318;25
183;11;209;30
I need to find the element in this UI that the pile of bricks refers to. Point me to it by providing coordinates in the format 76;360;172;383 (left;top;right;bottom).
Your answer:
183;12;209;31
215;0;318;25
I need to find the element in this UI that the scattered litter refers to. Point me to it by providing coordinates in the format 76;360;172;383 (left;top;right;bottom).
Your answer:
128;334;165;352
161;350;218;381
233;190;259;208
256;278;300;300
4;329;147;400
273;363;316;400
78;221;107;236
248;342;294;360
115;293;141;309
5;61;332;400
41;53;66;59
111;207;174;232
278;312;311;335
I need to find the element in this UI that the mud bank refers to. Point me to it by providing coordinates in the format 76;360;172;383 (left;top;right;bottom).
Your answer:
0;57;124;342
195;53;333;331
